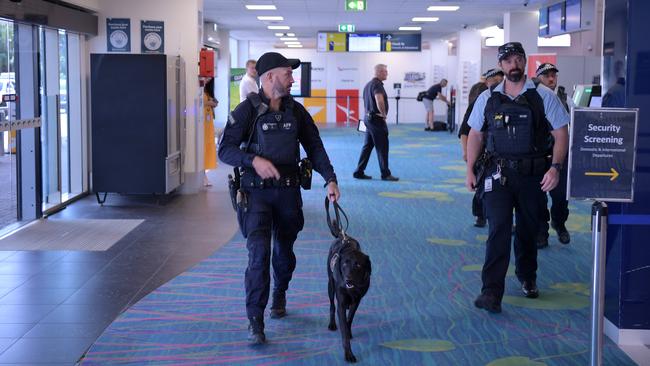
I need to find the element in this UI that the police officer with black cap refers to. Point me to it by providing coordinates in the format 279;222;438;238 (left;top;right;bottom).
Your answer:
218;52;340;344
459;68;504;228
465;42;569;313
535;62;572;248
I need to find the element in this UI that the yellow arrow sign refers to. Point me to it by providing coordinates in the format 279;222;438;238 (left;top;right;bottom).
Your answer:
585;168;619;181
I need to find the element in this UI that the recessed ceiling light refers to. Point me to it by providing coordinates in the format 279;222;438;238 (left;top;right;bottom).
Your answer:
427;5;460;11
275;33;284;36
399;26;422;31
284;41;301;44
287;44;303;48
268;25;290;30
280;37;298;41
412;17;439;22
246;5;277;10
257;16;284;21
286;33;295;37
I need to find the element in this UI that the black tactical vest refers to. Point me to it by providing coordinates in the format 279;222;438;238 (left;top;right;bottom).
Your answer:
484;86;552;159
247;94;300;166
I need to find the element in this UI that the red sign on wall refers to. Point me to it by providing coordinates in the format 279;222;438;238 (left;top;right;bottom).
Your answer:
335;89;359;125
527;53;557;78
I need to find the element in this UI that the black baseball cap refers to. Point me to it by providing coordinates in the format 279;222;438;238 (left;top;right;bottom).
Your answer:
483;68;504;79
497;42;526;61
255;52;301;75
536;62;559;77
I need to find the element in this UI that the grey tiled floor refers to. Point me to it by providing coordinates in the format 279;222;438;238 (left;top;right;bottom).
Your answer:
0;167;238;364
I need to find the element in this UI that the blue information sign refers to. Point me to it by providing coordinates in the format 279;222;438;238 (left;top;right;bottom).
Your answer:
107;18;131;52
568;108;639;202
141;21;164;54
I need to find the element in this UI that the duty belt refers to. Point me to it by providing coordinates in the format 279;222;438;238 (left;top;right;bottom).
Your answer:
241;174;301;188
495;156;549;175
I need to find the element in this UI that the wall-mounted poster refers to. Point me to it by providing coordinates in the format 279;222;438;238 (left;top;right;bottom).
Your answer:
107;18;131;52
141;20;164;54
230;68;246;110
336;89;359;125
527;53;557;78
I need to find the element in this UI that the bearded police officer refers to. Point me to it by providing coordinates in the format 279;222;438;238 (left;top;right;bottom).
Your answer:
218;52;340;344
535;62;572;248
465;42;570;313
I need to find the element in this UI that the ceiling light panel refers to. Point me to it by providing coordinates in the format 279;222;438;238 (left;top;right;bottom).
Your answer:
427;6;460;11
287;44;302;48
412;17;439;22
246;5;277;10
257;16;284;21
284;41;301;44
399;26;422;31
280;37;298;41
268;25;290;30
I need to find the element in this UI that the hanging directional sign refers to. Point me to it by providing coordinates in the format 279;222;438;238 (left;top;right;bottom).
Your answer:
338;24;356;32
345;0;366;11
568;107;639;202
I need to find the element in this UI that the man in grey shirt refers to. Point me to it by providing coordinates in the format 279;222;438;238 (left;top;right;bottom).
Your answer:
465;42;569;313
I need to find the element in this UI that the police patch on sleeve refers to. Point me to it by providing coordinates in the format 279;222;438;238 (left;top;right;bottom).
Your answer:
228;113;236;125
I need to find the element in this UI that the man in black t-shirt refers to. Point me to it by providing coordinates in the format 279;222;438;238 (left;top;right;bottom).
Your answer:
423;79;450;131
353;64;399;181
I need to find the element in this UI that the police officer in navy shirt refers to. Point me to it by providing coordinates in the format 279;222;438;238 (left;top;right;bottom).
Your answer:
354;64;399;181
465;42;569;313
535;62;572;248
218;52;340;344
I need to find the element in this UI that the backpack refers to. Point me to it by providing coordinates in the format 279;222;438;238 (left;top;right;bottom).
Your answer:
416;91;427;102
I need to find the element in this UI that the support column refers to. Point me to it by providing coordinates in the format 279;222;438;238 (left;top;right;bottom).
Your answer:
456;29;482;126
503;11;539;55
214;29;230;127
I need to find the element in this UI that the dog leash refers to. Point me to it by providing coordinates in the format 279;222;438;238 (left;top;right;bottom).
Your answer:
324;197;349;239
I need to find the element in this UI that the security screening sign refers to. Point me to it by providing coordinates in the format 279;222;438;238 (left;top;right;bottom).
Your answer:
568;108;639;202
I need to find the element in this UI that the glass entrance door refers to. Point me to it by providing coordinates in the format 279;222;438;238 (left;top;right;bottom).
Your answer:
0;19;18;231
40;27;62;210
39;27;84;212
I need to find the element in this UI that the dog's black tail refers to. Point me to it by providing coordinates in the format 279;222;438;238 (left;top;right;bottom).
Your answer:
325;197;349;238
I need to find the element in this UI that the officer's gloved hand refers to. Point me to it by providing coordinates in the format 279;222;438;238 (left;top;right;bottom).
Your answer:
252;156;280;180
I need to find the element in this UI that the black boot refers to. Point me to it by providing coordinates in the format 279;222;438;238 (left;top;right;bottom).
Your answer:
248;316;266;345
270;291;286;319
551;221;571;244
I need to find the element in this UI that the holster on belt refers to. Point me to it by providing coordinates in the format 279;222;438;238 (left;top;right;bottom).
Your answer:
299;158;313;190
473;151;491;198
227;168;241;212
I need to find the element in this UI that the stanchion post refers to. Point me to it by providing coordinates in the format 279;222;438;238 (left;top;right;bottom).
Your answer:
590;201;608;366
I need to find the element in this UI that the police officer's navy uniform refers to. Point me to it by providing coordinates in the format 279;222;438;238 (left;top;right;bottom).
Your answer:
535;63;572;247
354;77;395;180
468;76;569;310
218;89;336;331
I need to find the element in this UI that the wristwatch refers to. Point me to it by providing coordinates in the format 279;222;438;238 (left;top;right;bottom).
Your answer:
551;163;563;171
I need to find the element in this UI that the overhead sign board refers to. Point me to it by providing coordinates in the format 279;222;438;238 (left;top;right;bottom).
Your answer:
382;33;422;52
338;24;356;32
568;108;639;202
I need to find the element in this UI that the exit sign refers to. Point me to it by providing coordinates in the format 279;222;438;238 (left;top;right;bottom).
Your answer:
345;0;366;11
338;24;356;32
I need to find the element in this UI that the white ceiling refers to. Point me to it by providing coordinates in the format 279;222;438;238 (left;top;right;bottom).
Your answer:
203;0;545;46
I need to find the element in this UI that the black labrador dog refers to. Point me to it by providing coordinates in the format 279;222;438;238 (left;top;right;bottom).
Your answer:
325;199;371;363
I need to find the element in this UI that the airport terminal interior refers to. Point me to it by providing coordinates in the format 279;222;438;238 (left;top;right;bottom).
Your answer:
0;0;649;364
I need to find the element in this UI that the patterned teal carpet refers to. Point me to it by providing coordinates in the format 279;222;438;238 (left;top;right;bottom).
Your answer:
81;125;635;365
